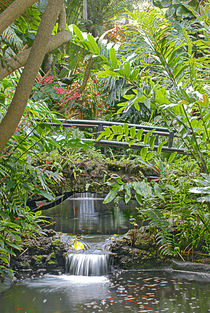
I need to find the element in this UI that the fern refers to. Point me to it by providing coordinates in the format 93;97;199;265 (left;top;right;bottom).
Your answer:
140;206;173;256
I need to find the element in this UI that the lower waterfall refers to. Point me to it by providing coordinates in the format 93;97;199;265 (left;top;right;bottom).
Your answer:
65;252;110;276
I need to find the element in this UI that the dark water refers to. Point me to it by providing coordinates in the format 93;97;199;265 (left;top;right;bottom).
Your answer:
0;193;209;312
44;192;137;235
0;270;209;313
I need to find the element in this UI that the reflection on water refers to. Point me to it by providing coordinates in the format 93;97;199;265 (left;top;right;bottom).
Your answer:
0;270;209;313
45;193;137;235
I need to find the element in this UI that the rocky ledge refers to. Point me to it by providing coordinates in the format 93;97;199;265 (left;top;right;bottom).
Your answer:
108;227;169;269
108;227;210;270
10;229;71;279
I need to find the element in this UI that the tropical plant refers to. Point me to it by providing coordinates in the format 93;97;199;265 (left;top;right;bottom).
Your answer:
189;173;210;202
104;156;210;257
153;0;200;20
0;71;94;279
92;7;210;173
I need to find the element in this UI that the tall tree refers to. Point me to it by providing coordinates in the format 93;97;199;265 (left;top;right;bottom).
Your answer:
83;0;88;20
0;0;72;151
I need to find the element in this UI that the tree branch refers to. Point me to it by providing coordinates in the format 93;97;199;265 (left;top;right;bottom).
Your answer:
0;0;38;34
58;1;67;32
0;30;72;80
0;0;63;152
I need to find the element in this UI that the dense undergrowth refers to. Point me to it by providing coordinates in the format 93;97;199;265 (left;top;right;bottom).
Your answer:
0;0;209;279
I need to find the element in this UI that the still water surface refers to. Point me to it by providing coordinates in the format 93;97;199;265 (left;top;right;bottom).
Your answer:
0;193;209;312
44;192;137;234
0;270;209;313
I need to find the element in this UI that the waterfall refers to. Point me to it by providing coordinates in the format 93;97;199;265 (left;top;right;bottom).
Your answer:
66;253;110;276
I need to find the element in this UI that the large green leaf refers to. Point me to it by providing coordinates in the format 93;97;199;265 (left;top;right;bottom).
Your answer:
153;0;172;8
104;186;123;203
73;24;84;41
87;34;100;54
109;48;118;68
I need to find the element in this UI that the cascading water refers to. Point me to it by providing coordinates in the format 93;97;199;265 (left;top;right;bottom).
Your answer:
65;252;110;276
62;193;113;277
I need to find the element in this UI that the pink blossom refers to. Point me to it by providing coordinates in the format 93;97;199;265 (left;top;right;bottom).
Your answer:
55;87;65;95
43;75;54;84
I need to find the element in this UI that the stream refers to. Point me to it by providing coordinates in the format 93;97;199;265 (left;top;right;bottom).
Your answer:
0;193;209;313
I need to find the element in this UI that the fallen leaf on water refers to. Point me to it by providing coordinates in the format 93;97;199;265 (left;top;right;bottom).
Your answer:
73;240;85;251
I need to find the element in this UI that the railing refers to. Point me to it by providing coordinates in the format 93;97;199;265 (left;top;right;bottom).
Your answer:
41;119;186;154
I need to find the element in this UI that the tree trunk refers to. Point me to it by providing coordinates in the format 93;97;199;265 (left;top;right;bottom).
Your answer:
0;0;38;34
0;0;63;152
0;30;72;80
83;0;88;20
79;57;93;93
58;2;67;32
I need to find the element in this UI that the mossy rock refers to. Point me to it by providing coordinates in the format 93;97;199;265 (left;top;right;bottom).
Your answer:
51;239;63;247
32;255;47;266
46;252;56;265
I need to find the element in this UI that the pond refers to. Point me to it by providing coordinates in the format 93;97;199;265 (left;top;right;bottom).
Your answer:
0;193;209;313
44;192;137;234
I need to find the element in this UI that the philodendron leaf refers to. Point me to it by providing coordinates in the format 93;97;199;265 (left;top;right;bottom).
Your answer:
124;184;132;203
153;0;172;8
104;186;123;203
189;186;210;194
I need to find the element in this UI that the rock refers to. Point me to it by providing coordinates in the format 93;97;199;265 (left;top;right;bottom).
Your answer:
10;230;71;279
171;260;210;273
108;227;168;269
54;158;155;194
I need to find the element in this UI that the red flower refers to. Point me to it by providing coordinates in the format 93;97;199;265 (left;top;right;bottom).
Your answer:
14;216;22;222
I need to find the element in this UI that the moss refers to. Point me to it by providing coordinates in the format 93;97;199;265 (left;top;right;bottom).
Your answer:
134;236;154;250
51;239;63;247
18;261;30;268
46;252;56;265
32;255;47;265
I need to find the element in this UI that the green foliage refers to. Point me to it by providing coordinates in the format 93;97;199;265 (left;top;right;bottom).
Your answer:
82;6;210;172
105;177;173;255
97;123;165;160
153;0;199;20
189;173;210;202
104;156;210;257
0;72;94;279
